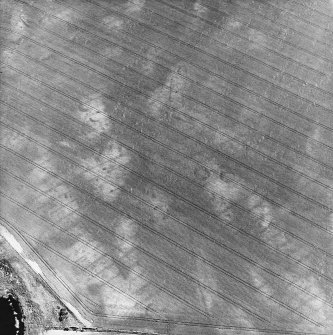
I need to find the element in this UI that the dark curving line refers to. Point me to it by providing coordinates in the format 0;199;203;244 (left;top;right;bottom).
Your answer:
1;141;332;289
1;121;332;315
2;100;332;262
1;99;332;307
3;56;333;216
10;2;333;141
0;169;322;326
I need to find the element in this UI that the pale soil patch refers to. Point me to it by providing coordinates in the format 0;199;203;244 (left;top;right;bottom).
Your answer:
1;126;28;150
125;0;145;13
102;16;123;30
102;46;123;59
203;161;241;221
115;218;136;259
328;213;333;232
148;189;169;222
252;202;272;228
227;19;242;30
69;239;100;268
80;141;131;202
148;64;187;117
28;157;54;186
80;94;110;137
193;1;207;15
207;177;241;202
142;47;161;75
306;127;321;156
10;6;26;41
292;276;330;325
42;8;74;27
247;195;273;229
250;269;272;295
248;29;267;49
196;257;217;311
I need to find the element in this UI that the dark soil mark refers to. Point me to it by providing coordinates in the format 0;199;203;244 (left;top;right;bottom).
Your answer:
0;293;25;335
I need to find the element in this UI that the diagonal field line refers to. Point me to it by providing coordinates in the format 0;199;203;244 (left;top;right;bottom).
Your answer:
1;93;332;272
1;223;327;335
1;0;330;330
56;0;325;77
150;0;333;68
1;120;332;309
8;1;333;138
134;0;333;79
16;0;333;132
1;117;332;305
3;59;333;223
0;218;327;333
0;207;214;320
268;0;333;33
0;104;332;259
176;0;333;49
1;121;332;285
79;0;333;119
10;1;333;148
2;161;329;323
3;45;333;197
0;216;100;311
3;24;333;176
0;143;330;326
0;190;267;323
2;41;332;196
2;85;332;258
0;181;316;326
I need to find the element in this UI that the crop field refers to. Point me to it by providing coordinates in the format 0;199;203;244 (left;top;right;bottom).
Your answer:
1;0;333;334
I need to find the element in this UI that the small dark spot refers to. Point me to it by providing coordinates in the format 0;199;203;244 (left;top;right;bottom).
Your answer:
59;307;69;322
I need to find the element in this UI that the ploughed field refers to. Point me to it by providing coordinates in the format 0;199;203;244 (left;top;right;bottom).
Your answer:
1;0;333;334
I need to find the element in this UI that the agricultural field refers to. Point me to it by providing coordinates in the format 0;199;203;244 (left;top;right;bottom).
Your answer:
1;0;333;334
